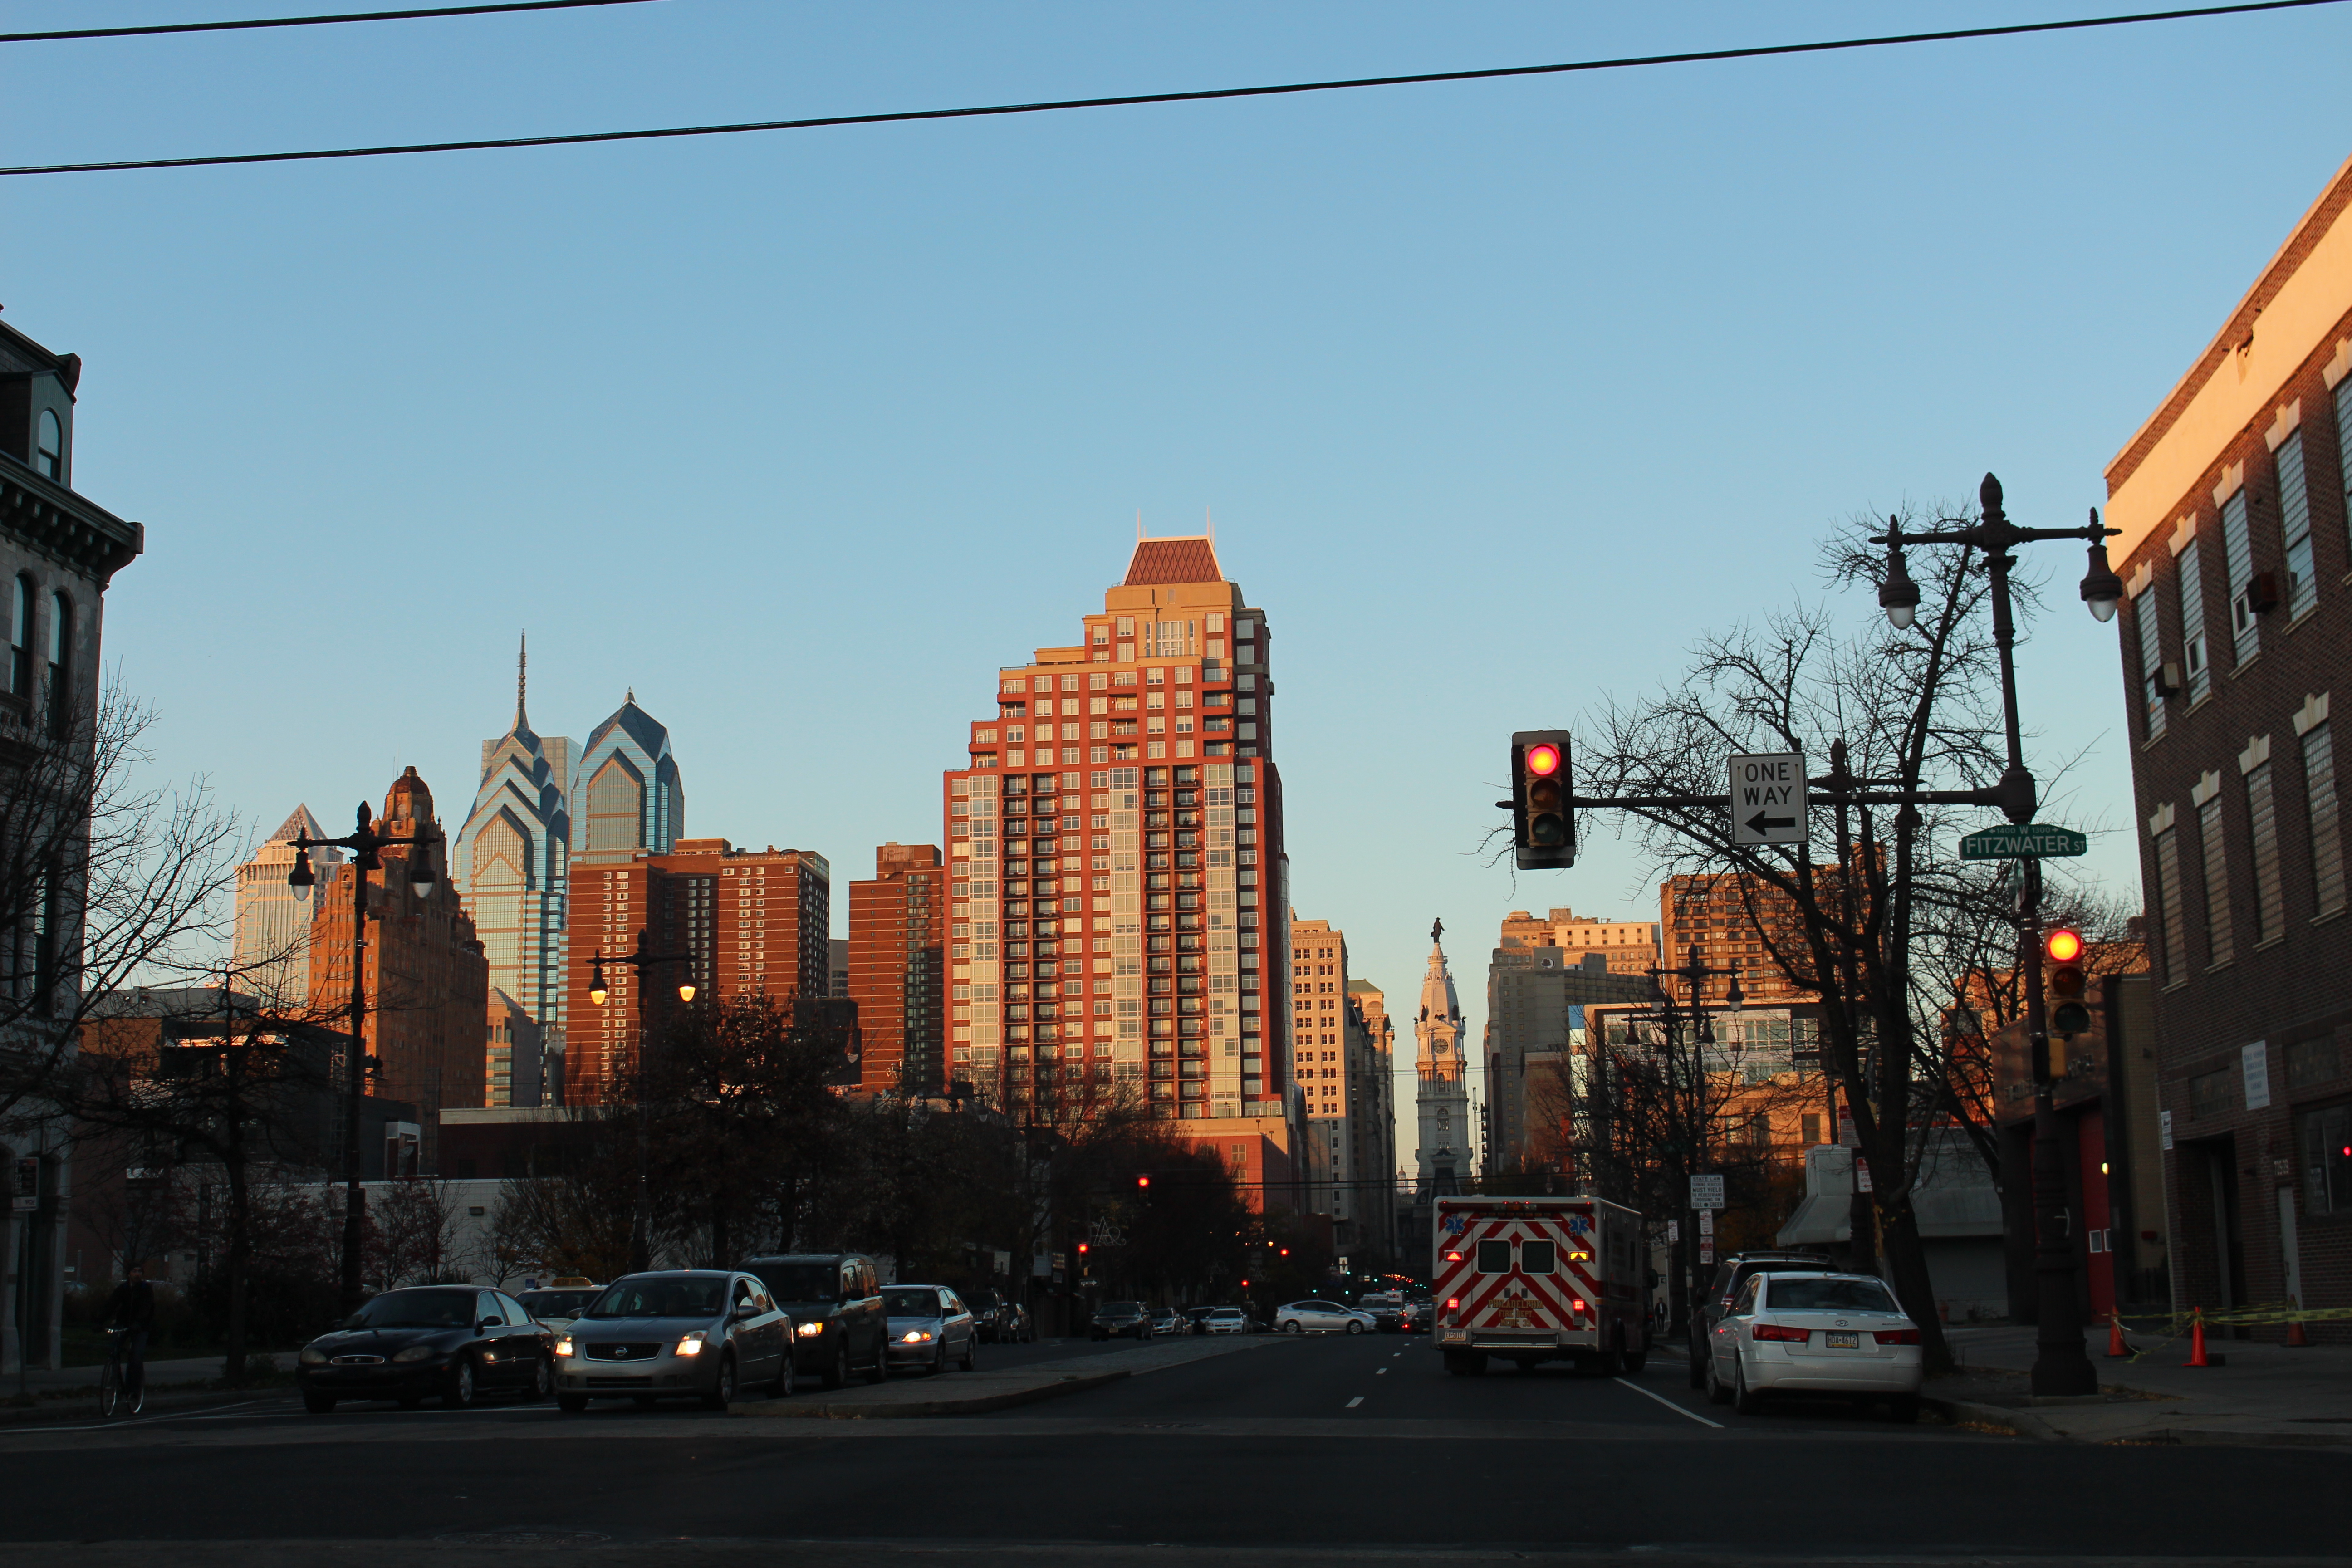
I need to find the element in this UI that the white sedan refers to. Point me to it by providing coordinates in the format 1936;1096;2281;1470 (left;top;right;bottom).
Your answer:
1200;1308;1253;1335
1704;1271;1924;1421
1275;1299;1377;1334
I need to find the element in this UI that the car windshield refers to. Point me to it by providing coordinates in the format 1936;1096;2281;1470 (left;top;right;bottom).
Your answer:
1097;1301;1141;1315
519;1290;598;1318
583;1277;728;1319
1210;1309;1244;1319
746;1263;838;1302
342;1289;477;1330
1767;1278;1901;1313
882;1288;942;1317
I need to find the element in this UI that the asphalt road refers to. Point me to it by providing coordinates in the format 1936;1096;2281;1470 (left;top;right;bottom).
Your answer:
1;1329;2344;1559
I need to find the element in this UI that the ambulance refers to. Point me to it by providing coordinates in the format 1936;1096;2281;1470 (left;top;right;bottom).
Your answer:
1431;1195;1647;1375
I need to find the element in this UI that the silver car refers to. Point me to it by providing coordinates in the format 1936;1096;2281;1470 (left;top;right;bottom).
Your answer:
1275;1299;1376;1334
1704;1271;1924;1421
882;1284;978;1374
553;1270;794;1412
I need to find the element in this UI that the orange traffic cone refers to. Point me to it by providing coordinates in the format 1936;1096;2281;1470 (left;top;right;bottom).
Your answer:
2106;1311;2130;1358
2286;1300;2310;1348
2185;1308;2211;1367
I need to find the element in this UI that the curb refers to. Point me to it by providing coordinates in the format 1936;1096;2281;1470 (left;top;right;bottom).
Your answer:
1920;1395;2061;1441
731;1367;1130;1420
2140;1426;2352;1450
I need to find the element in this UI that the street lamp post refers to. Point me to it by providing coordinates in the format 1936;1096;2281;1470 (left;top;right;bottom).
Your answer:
1873;472;2120;1398
587;936;696;1274
286;802;441;1313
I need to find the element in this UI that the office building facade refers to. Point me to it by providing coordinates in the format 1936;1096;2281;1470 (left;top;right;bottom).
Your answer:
850;843;947;1095
1289;916;1398;1266
1483;922;1658;1178
234;805;344;1009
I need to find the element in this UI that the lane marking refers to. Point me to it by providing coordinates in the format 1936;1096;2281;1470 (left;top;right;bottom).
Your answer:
1345;1396;1364;1408
1613;1375;1723;1429
0;1397;281;1436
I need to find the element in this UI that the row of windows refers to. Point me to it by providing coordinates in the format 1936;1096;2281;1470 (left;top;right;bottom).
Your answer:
2131;378;2352;735
7;577;74;736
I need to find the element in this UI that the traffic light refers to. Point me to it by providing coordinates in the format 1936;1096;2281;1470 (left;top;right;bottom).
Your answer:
1510;730;1575;871
1136;1175;1150;1191
2046;927;2091;1038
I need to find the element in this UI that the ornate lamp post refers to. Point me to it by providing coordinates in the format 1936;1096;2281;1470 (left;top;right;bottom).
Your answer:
286;801;439;1313
586;936;696;1274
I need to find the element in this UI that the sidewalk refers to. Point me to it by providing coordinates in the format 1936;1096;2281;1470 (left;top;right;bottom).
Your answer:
1926;1323;2352;1447
733;1332;1283;1420
7;1350;296;1396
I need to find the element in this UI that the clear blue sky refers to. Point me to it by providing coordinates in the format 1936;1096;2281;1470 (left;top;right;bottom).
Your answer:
6;0;2350;1159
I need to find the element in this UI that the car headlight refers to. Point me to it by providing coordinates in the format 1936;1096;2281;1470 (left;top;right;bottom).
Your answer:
795;1321;825;1338
901;1329;933;1343
391;1343;439;1363
299;1346;329;1366
676;1331;707;1357
553;1336;574;1358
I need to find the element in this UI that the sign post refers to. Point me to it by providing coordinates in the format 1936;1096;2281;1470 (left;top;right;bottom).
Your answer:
1728;753;1808;845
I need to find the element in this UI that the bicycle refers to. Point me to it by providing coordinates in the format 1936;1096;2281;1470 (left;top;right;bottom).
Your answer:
98;1327;145;1418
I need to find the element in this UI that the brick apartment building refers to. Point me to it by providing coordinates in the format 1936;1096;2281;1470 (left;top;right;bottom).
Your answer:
1497;907;1661;977
849;842;947;1095
2106;152;2352;1335
1660;872;1820;1007
562;838;831;1106
1289;916;1398;1265
943;533;1299;1202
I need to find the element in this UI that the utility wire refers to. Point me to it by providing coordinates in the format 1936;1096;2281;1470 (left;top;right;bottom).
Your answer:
0;0;666;44
2;0;2339;178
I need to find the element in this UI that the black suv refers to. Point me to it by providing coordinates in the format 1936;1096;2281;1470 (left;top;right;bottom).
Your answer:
741;1253;890;1389
1686;1251;1833;1388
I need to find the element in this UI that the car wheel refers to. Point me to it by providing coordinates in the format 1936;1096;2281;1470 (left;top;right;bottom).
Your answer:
701;1352;737;1411
1623;1351;1647;1376
528;1356;553;1402
1885;1395;1921;1424
933;1342;948;1376
1281;1320;1301;1334
1733;1356;1765;1418
557;1392;589;1413
821;1342;848;1391
771;1351;795;1400
865;1343;889;1384
1346;1321;1365;1335
302;1392;337;1415
1704;1352;1731;1406
960;1338;977;1373
443;1356;477;1409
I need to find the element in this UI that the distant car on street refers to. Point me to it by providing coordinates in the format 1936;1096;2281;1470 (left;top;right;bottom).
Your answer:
298;1286;553;1414
1199;1307;1252;1335
1398;1298;1433;1335
1356;1292;1404;1332
1275;1300;1375;1334
552;1270;792;1413
1701;1271;1923;1421
742;1252;891;1389
1088;1300;1154;1341
882;1284;979;1375
1149;1305;1184;1338
517;1286;601;1333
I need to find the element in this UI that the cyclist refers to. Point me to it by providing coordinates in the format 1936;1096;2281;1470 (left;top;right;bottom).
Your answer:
102;1263;156;1405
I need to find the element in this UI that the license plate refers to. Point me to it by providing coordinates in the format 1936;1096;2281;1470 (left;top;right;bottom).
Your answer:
1826;1332;1860;1349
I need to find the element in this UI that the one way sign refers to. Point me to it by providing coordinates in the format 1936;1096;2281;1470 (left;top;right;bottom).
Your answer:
1729;751;1808;846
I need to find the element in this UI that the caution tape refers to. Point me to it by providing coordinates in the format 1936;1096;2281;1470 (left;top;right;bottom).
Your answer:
2110;1302;2352;1333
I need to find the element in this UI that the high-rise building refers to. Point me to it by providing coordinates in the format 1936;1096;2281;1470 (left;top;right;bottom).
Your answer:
1659;873;1817;1006
829;939;850;998
850;843;947;1095
453;637;577;1059
304;768;490;1171
1289;916;1398;1264
574;692;684;864
234;805;344;1008
1484;916;1657;1177
485;986;544;1107
942;533;1298;1196
562;838;830;1106
1497;907;1660;977
1414;928;1470;1196
1346;979;1401;1265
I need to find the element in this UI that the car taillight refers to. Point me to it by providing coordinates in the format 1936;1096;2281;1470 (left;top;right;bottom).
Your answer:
1751;1323;1810;1343
1874;1328;1921;1345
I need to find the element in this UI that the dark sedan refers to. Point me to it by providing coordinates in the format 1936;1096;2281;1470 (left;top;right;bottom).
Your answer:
298;1286;552;1413
1088;1300;1154;1341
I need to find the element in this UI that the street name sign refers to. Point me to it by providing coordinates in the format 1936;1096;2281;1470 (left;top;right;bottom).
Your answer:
1957;822;2088;860
1728;752;1807;845
1688;1174;1725;1210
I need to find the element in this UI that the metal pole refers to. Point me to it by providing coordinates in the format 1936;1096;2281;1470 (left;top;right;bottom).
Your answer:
632;959;651;1274
338;813;368;1313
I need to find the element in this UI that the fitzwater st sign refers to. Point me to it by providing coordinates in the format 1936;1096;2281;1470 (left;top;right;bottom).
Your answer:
1728;752;1807;846
1957;822;2088;860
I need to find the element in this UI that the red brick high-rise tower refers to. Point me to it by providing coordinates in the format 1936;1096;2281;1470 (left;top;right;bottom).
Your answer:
943;533;1298;1197
850;843;947;1095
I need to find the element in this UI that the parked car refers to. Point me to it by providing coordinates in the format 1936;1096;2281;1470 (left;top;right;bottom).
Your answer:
1702;1271;1923;1420
742;1252;890;1389
1185;1306;1219;1335
883;1284;979;1374
552;1270;792;1413
298;1285;553;1414
1685;1251;1834;1389
1199;1306;1252;1335
517;1286;601;1333
1150;1305;1184;1338
1357;1292;1404;1332
1088;1300;1154;1341
1275;1299;1376;1334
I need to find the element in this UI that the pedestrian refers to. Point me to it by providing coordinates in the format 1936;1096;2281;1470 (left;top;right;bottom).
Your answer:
103;1263;157;1401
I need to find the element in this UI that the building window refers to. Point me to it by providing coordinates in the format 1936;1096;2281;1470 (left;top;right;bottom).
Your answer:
2221;487;2259;664
2198;794;2233;967
2152;821;2186;984
34;410;61;481
2298;1101;2352;1215
2337;378;2352;555
45;591;71;739
2133;591;2166;740
2278;431;2316;619
2247;761;2284;945
2284;1035;2340;1090
2178;542;2210;703
8;576;29;700
2188;1066;2235;1119
2304;723;2344;918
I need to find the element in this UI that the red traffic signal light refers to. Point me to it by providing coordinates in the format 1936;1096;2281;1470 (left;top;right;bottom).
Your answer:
1137;1175;1150;1190
1077;1242;1089;1255
2045;928;2084;965
1510;730;1575;872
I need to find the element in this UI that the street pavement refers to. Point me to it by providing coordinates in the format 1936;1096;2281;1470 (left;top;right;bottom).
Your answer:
0;1329;2345;1565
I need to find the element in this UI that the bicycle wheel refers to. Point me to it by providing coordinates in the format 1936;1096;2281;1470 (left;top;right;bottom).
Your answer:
98;1354;121;1419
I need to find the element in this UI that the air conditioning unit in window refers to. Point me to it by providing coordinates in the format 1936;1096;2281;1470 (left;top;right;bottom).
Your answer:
2245;571;2280;615
2155;661;2183;698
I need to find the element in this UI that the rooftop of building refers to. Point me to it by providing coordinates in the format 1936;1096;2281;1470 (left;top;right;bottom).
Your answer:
1122;535;1223;586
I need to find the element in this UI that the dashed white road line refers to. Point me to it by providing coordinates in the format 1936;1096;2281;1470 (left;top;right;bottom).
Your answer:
1613;1375;1723;1429
1345;1396;1364;1408
1374;1368;1387;1376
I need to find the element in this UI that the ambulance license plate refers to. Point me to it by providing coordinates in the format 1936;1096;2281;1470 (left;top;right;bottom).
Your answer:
1826;1332;1860;1349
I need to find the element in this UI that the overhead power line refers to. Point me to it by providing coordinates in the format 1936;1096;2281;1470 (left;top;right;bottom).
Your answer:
1;0;2341;178
0;0;666;44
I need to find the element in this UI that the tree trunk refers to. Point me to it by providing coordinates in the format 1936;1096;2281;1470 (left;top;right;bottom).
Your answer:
1873;1183;1954;1375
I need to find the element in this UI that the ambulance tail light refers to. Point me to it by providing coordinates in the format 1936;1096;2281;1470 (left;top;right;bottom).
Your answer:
1570;1298;1587;1313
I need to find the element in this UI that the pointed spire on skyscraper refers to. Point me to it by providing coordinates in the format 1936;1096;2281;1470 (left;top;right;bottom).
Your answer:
516;631;529;728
